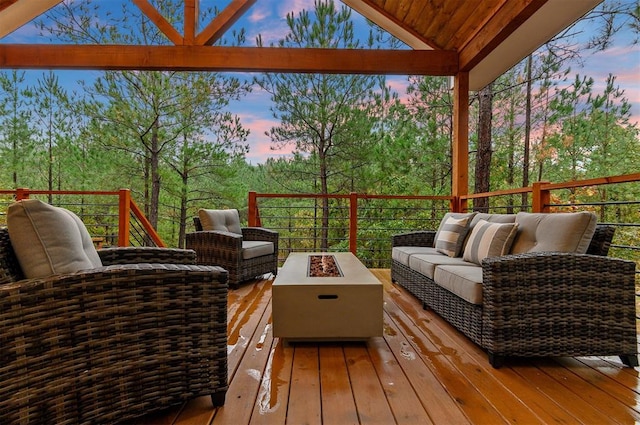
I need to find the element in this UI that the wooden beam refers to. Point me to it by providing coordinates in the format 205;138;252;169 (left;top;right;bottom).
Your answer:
452;72;469;212
0;44;459;75
132;0;183;46
459;0;548;72
196;0;257;46
0;0;63;38
0;0;18;13
184;0;197;44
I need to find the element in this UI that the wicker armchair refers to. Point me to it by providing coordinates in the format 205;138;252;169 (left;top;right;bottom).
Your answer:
0;227;229;424
186;211;278;288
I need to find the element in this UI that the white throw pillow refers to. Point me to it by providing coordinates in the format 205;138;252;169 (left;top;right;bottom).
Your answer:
463;220;519;265
7;199;102;278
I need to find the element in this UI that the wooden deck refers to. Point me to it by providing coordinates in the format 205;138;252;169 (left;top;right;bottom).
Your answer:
133;270;640;424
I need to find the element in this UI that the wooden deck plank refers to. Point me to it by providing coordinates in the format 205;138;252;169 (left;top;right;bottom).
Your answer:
286;345;322;425
513;362;616;424
533;358;640;423
577;357;640;397
365;336;434;424
249;338;294;425
416;297;582;425
383;271;561;424
380;310;471;424
227;280;272;380
206;297;274;425
319;344;360;425
344;344;397;424
383;285;506;423
133;271;640;425
560;357;640;417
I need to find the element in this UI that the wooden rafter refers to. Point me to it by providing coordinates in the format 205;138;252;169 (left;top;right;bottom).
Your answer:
196;0;257;46
132;0;183;45
0;44;458;75
0;0;63;38
0;0;18;13
184;0;197;44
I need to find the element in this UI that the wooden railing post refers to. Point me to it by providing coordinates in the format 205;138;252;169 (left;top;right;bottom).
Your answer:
248;191;260;227
349;192;358;255
118;188;131;246
532;181;551;213
15;188;29;201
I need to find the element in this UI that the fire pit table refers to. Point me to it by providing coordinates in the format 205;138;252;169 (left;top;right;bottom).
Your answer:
272;252;383;341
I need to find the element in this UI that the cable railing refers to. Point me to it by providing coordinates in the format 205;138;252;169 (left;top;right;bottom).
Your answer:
249;173;640;273
0;188;165;248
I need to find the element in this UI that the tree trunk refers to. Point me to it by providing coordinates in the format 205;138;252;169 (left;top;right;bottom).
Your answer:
150;119;160;230
474;83;493;212
522;54;532;210
319;141;330;251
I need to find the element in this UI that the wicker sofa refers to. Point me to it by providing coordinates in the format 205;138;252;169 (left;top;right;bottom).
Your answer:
391;211;638;368
0;226;229;424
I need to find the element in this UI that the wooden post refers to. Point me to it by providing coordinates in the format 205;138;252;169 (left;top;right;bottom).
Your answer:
184;0;198;45
349;192;358;255
452;72;469;213
532;181;551;213
248;191;261;227
15;187;29;201
118;188;131;246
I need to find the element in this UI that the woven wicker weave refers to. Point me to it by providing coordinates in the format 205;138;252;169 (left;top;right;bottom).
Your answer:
0;227;229;424
186;217;278;288
391;224;638;367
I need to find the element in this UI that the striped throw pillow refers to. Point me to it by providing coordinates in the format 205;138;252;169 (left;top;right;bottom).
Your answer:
435;215;473;257
463;220;519;265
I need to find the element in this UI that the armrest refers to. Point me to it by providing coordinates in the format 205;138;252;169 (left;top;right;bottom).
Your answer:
242;227;278;244
98;246;197;266
392;231;436;247
185;231;243;265
481;252;636;354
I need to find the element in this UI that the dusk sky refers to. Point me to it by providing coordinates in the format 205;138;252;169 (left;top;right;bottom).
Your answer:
2;0;639;164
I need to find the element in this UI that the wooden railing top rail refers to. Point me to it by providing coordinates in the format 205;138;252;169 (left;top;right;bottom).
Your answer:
459;172;639;209
0;188;165;247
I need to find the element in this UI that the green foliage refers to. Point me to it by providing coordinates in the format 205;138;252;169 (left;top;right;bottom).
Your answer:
0;0;637;266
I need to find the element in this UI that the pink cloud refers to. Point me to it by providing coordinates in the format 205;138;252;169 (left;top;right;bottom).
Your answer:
238;113;296;164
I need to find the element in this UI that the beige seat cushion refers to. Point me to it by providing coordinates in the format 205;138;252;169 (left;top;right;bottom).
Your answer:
7;199;102;279
434;265;484;305
242;241;274;259
198;208;242;234
510;212;597;254
392;246;440;266
409;254;476;279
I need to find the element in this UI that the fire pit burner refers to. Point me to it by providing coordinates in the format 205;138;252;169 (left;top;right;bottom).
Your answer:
308;254;343;277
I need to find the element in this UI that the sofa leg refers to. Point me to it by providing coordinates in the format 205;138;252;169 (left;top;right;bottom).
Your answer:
488;352;505;369
211;390;226;407
620;354;639;368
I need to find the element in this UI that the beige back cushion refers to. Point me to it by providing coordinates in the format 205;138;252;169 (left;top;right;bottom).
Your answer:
510;211;597;254
7;199;102;278
198;209;242;234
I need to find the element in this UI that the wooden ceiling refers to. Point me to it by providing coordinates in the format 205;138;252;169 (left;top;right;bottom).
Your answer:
0;0;602;90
